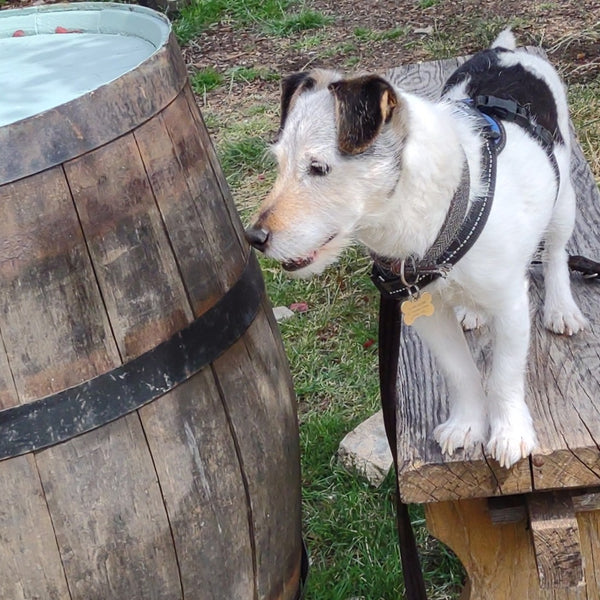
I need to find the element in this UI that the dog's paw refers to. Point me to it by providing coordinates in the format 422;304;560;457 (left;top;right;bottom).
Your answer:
434;416;487;456
455;307;487;331
543;303;588;336
486;425;537;469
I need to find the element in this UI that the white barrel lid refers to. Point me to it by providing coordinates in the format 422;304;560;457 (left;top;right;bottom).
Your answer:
0;2;171;127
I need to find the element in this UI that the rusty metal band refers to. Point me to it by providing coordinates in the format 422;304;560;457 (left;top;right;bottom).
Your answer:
0;253;264;461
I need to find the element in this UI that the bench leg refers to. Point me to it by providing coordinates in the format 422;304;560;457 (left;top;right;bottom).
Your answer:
425;498;599;600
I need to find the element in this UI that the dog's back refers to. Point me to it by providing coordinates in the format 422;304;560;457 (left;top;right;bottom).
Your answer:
441;30;568;150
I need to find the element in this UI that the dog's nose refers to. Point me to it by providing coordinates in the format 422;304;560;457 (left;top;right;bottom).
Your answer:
245;226;270;252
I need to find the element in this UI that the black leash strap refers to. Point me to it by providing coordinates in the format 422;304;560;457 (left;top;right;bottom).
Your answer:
0;253;264;461
568;255;600;279
378;293;428;600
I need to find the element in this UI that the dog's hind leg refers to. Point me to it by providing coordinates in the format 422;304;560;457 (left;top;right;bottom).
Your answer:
486;278;537;468
543;168;588;335
412;302;488;455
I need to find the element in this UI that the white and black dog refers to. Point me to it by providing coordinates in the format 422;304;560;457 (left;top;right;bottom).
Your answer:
245;30;587;468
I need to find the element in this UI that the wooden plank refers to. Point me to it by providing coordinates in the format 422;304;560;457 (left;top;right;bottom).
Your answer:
15;157;184;599
0;455;71;600
0;166;120;600
0;167;118;399
133;92;244;316
0;329;17;410
389;52;600;502
0;166;181;598
577;509;600;600
386;56;462;100
527;492;584;588
140;369;255;598
183;83;248;247
161;89;247;287
36;416;182;600
64;133;193;358
426;498;593;599
212;302;303;600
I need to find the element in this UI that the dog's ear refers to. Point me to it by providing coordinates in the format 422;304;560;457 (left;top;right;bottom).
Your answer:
279;72;316;133
328;75;398;155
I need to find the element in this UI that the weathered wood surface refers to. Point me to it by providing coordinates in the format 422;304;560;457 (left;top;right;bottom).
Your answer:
527;492;584;588
0;44;302;600
426;497;600;600
389;52;600;504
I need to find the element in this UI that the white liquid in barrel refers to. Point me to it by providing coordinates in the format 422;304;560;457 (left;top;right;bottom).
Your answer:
0;33;155;127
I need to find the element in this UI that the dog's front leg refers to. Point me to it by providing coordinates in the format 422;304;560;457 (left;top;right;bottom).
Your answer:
412;301;487;456
486;279;538;468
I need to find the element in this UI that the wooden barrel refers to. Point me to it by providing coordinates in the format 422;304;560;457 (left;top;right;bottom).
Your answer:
0;4;304;600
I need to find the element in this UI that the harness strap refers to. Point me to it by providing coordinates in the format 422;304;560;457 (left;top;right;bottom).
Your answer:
372;103;498;299
474;94;560;182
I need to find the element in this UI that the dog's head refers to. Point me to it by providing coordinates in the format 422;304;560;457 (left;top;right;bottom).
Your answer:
245;69;407;276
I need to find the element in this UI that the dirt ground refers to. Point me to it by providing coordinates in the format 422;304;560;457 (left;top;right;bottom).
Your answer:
184;0;600;113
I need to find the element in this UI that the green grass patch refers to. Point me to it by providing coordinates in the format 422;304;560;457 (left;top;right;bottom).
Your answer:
569;76;600;181
227;66;280;84
219;136;271;188
174;0;333;44
190;67;223;94
265;9;332;36
174;0;293;44
354;26;408;42
418;0;441;7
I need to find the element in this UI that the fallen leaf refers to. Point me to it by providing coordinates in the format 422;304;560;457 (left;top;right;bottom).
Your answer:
289;302;309;313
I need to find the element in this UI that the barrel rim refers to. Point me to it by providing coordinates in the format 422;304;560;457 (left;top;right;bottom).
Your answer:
0;3;186;186
0;2;172;45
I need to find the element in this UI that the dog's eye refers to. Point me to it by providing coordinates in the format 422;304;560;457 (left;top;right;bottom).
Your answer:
308;160;331;176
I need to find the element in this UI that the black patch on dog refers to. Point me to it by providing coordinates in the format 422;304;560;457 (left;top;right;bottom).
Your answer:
329;75;398;155
279;72;315;133
443;48;564;145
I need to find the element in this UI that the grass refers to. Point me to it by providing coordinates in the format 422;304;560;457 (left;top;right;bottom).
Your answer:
174;0;330;44
190;67;223;94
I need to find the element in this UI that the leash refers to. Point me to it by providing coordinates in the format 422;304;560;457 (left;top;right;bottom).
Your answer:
378;292;428;600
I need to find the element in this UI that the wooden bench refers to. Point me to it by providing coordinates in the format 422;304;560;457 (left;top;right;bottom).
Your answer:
385;53;600;599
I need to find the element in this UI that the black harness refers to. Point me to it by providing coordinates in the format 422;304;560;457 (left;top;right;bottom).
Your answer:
371;96;561;299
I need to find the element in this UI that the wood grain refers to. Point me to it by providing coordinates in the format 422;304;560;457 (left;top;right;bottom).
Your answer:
134;88;246;317
64;132;193;358
0;455;70;600
140;369;256;599
213;303;303;600
0;167;118;400
426;498;597;599
183;84;247;248
389;51;600;503
36;416;183;600
527;493;584;588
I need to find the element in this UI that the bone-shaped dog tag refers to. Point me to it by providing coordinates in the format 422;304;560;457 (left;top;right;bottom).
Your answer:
401;292;435;325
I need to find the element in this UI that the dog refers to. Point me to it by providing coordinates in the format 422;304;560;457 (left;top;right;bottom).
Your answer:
244;29;587;468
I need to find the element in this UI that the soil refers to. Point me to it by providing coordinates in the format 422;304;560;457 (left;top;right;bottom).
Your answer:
183;0;600;114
